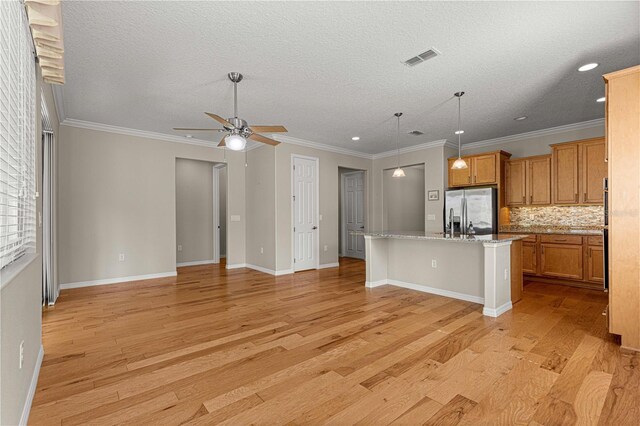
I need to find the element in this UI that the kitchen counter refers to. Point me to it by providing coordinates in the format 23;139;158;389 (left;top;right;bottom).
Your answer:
355;230;528;244
360;230;523;318
499;225;603;235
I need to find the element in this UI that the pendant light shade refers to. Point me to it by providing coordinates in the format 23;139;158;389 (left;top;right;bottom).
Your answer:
451;92;468;170
393;112;405;178
392;167;406;177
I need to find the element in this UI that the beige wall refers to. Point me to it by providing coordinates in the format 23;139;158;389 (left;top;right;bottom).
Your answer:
383;165;425;231
462;124;604;158
175;158;219;264
274;144;372;271
372;145;447;234
246;146;277;270
57;125;246;284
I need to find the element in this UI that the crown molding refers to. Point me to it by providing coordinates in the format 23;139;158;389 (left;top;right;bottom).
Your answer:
372;139;449;160
61;118;227;149
51;84;66;122
272;134;374;160
460;118;604;151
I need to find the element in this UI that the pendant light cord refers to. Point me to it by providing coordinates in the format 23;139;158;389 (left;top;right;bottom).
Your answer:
396;115;400;168
457;95;462;157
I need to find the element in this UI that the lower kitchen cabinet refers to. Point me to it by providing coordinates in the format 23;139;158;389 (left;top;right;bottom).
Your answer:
522;242;537;274
540;243;584;280
587;245;604;283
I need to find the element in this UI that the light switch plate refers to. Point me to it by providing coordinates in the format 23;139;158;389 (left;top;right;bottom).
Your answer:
230;215;241;222
427;214;436;221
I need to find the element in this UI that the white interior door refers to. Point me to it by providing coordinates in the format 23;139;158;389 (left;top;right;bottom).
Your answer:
293;156;319;271
344;171;365;259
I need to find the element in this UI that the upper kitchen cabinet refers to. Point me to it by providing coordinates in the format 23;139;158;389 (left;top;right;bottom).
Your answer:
551;138;606;205
506;155;551;207
448;156;472;186
448;151;511;188
580;139;607;204
552;142;579;204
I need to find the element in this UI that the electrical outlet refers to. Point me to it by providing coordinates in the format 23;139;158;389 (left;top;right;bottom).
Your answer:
260;247;264;254
324;245;328;252
177;245;182;252
427;214;436;221
319;214;323;221
19;341;24;369
504;268;509;280
529;214;535;220
119;253;125;262
431;259;437;268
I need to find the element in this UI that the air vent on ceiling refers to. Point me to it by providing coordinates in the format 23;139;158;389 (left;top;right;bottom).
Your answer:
408;130;424;136
403;48;441;67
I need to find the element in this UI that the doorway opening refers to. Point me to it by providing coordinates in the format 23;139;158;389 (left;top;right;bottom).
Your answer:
339;167;367;260
175;159;227;267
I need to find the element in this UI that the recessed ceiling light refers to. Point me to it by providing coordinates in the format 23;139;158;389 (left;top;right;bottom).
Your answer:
578;63;598;72
185;134;193;138
454;130;464;135
597;97;606;103
514;116;528;121
351;136;360;141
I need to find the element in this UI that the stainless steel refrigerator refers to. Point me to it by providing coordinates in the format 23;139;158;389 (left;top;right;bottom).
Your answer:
444;187;498;235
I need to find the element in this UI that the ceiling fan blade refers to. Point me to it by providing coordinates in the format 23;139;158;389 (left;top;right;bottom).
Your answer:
250;125;288;133
217;135;226;147
205;113;235;129
173;128;226;131
249;133;280;146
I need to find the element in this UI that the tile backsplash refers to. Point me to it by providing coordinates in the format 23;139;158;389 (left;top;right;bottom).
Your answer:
509;206;604;227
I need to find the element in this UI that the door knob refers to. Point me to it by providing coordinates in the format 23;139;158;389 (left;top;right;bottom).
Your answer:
312;226;318;230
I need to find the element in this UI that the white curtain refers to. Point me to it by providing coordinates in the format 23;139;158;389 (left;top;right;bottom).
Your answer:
42;96;57;305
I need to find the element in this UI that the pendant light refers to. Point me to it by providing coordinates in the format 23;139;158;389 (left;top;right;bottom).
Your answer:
392;112;406;177
451;91;468;170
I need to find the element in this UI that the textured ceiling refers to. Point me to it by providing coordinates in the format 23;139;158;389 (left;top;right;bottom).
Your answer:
59;1;640;154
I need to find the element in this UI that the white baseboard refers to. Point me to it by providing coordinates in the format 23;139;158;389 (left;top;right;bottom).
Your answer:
318;262;340;269
20;345;44;426
366;279;485;305
246;264;294;276
483;301;513;317
177;259;217;267
225;263;247;270
60;271;177;289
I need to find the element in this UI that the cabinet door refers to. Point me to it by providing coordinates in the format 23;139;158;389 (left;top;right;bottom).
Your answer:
552;144;579;204
505;160;526;206
581;140;606;204
540;243;583;280
587;246;604;283
528;156;551;205
472;154;497;185
448;157;472;187
522;242;537;274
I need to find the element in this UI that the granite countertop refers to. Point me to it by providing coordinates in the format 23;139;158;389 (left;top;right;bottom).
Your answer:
499;225;604;235
353;230;528;243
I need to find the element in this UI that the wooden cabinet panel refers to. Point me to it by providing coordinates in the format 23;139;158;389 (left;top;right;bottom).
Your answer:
522;242;537;274
540;243;584;280
587;246;604;283
528;156;551;205
448;157;472;187
472;154;498;185
505;160;526;206
552;144;579;204
540;235;583;245
581;139;606;204
587;236;603;246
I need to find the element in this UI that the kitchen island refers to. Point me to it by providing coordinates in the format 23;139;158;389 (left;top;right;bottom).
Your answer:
357;231;527;317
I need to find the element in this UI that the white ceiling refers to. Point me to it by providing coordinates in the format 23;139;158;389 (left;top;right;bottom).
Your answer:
59;1;639;154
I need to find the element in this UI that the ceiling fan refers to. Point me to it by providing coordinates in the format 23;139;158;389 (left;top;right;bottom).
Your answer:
173;72;287;151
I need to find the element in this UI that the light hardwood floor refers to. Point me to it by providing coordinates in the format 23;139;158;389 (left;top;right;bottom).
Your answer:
31;258;638;425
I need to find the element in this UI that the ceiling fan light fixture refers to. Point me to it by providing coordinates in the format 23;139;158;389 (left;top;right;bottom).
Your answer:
225;134;246;151
452;157;468;170
392;167;406;178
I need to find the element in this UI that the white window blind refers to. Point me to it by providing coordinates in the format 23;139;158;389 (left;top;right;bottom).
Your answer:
0;1;37;270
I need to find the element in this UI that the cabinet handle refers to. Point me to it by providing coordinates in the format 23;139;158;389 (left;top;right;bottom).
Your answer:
575;193;578;202
522;195;526;203
468;175;471;183
530;195;532;204
584;192;587;202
